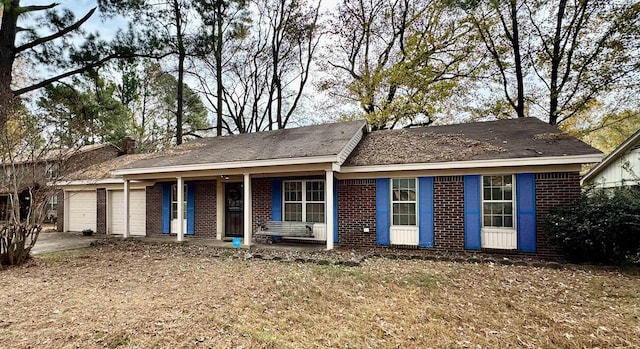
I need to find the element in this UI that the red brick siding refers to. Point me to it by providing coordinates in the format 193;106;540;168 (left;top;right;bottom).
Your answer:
252;178;271;234
96;189;106;234
535;171;581;258
433;176;465;252
56;190;64;231
146;183;163;236
337;179;377;248
193;180;216;238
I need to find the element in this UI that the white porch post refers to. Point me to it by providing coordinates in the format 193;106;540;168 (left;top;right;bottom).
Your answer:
325;169;334;250
123;179;130;238
177;176;184;242
243;173;252;246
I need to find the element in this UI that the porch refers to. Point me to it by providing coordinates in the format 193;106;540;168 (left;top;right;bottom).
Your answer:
119;170;338;250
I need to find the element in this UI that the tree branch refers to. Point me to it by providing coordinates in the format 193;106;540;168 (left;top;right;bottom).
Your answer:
18;3;59;13
15;7;97;53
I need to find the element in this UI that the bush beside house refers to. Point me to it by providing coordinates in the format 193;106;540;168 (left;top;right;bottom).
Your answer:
545;187;640;263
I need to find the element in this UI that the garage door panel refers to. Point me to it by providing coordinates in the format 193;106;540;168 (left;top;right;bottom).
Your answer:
68;191;97;232
110;190;146;236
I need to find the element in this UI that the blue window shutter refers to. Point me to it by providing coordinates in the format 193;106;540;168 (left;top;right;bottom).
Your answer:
186;183;195;235
418;177;434;248
516;173;536;252
464;175;482;250
271;179;282;221
162;184;170;234
334;177;338;243
376;178;390;246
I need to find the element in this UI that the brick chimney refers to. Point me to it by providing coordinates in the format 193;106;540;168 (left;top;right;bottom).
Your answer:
122;137;136;155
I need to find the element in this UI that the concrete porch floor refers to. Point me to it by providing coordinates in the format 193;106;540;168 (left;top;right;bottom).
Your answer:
126;234;328;252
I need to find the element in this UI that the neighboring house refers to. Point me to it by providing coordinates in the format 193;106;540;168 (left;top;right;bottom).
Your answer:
0;143;126;223
581;128;640;189
60;118;602;257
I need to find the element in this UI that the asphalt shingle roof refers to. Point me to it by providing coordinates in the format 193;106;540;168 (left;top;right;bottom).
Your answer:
121;120;367;170
344;117;601;166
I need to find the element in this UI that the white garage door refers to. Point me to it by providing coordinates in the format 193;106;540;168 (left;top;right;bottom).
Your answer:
110;190;146;236
67;191;97;232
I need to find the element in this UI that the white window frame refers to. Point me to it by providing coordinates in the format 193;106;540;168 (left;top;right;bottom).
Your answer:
282;179;326;223
170;184;187;220
391;178;418;227
481;174;517;249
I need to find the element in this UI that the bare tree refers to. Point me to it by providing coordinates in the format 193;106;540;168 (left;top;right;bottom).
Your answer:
194;0;321;134
457;0;640;124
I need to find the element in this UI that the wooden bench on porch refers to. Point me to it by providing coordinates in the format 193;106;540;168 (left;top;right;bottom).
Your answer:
257;221;314;242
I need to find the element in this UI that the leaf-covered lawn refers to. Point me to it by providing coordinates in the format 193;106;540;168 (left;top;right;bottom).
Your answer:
1;240;638;348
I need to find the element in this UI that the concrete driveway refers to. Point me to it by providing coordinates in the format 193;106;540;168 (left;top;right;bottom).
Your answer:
31;231;99;255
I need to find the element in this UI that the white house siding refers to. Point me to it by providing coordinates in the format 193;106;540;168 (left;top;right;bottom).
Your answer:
390;226;419;246
590;147;640;188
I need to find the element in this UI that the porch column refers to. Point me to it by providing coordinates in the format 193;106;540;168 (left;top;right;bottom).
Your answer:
177;176;184;242
325;169;334;250
243;173;252;246
123;179;130;238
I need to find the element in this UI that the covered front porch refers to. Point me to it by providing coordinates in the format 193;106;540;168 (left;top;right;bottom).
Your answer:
118;165;339;250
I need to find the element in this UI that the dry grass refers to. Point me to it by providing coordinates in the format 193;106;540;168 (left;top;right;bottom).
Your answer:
1;241;639;348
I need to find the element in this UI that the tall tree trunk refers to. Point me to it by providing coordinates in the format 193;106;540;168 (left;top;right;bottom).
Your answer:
215;1;223;136
548;0;567;125
0;1;20;133
510;0;525;119
174;0;185;145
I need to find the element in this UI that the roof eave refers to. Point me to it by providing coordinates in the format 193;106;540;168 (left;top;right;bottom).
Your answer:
341;154;603;173
53;178;125;187
112;154;339;177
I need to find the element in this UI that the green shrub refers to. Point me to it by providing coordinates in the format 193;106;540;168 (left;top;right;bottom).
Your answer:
545;187;640;263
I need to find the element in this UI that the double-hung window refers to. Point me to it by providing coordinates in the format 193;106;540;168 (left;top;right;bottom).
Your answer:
283;180;325;223
482;175;515;229
171;184;187;220
391;178;417;226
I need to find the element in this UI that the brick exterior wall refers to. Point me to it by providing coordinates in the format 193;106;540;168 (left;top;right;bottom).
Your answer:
337;179;377;248
96;189;106;234
193;180;216;238
146;183;163;236
145;180;218;237
433;176;465;252
535;171;581;257
56;190;64;231
252;178;272;234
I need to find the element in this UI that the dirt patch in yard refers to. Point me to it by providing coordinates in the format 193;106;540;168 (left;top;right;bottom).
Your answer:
0;240;638;348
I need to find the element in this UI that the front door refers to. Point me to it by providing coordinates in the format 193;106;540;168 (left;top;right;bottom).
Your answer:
225;183;244;237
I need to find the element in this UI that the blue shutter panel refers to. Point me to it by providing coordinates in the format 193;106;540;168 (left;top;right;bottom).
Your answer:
186;183;195;235
516;173;536;252
418;177;434;248
334;177;338;243
271;179;282;221
464;175;482;250
376;178;390;246
162;184;170;234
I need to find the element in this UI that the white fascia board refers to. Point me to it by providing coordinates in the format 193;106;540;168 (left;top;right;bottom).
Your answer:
112;155;338;176
337;125;365;165
53;178;125;187
341;154;602;173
